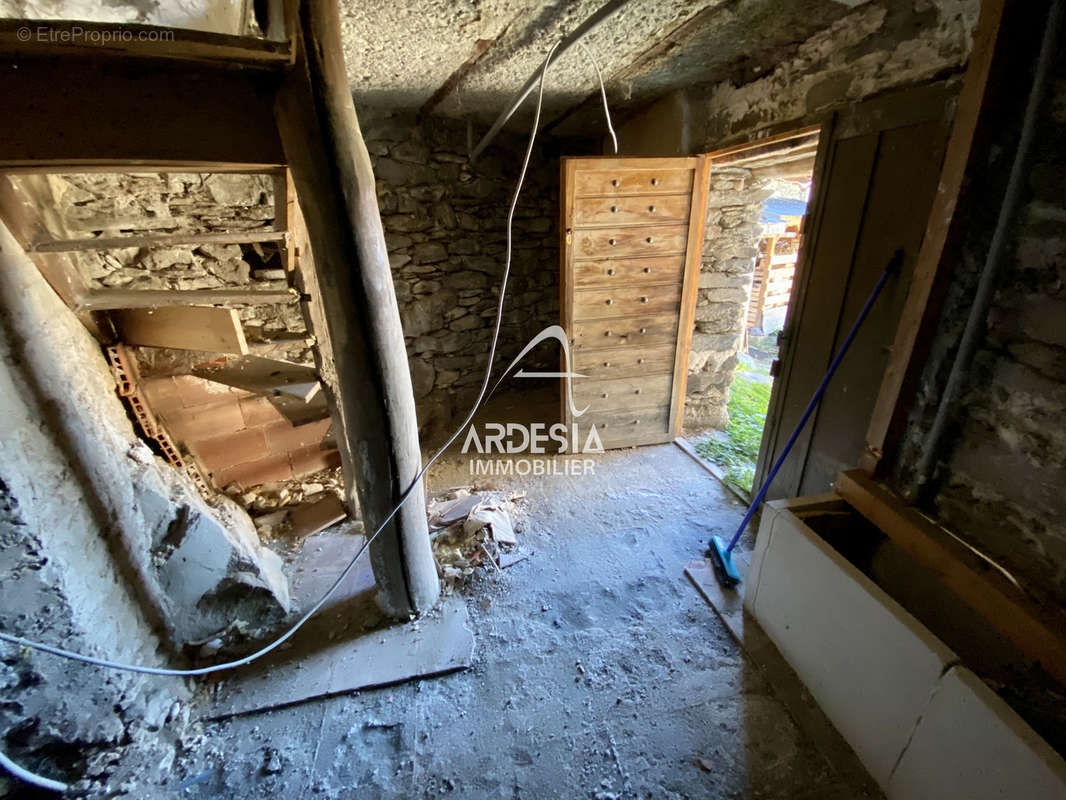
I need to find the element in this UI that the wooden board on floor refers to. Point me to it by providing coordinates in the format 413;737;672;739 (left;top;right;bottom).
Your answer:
192;355;320;401
114;306;249;354
288;494;347;539
208;595;474;718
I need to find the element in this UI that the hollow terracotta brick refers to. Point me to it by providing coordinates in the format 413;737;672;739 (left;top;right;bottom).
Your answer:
141;376;183;414
264;417;332;455
172;375;241;408
161;400;246;443
190;428;269;473
213;453;293;489
239;395;288;428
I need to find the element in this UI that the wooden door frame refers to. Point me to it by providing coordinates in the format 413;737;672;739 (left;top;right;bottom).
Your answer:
669;155;712;435
559;154;711;441
722;120;834;494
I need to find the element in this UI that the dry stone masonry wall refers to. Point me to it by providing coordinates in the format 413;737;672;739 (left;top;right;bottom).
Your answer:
364;115;561;444
685;166;769;431
894;39;1066;608
17;172;310;364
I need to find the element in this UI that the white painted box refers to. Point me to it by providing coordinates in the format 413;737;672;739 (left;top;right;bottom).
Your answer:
744;495;1066;798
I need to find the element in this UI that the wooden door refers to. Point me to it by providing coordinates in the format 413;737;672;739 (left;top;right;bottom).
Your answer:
560;156;710;449
755;83;954;498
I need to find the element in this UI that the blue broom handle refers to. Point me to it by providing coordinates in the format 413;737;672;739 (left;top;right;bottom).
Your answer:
724;249;901;554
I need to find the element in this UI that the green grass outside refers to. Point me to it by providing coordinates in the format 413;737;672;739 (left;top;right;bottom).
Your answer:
696;372;771;496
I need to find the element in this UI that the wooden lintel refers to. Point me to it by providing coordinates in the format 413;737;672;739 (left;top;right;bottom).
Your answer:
835;469;1066;688
33;229;288;253
78;288;296;312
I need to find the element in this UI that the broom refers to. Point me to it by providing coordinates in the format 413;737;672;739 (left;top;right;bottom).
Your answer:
709;248;903;586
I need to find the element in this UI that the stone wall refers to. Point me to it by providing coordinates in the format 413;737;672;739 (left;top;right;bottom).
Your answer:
688;0;980;147
678;0;979;432
892;23;1066;608
16;172;310;364
684;166;769;431
364;114;562;445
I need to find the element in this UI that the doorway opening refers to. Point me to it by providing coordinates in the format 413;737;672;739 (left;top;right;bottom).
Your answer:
687;128;820;497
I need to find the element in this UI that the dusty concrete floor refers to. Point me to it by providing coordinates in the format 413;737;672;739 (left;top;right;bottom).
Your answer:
177;444;874;799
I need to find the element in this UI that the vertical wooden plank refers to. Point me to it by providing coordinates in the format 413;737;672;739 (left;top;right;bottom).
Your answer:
797;119;949;496
669;154;711;435
861;0;1007;474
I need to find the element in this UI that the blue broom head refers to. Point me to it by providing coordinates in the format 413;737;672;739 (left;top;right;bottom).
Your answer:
710;535;742;586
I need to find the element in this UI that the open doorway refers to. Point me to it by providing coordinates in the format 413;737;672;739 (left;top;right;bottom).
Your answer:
686;129;820;497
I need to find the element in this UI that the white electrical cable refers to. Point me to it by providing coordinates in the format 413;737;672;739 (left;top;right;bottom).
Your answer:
0;35;620;792
578;40;618;154
0;41;563;682
0;748;69;793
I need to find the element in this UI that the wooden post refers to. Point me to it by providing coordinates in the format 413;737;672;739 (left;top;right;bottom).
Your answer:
274;0;438;616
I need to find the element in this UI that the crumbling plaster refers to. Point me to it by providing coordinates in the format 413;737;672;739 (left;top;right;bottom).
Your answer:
688;0;979;147
0;220;290;651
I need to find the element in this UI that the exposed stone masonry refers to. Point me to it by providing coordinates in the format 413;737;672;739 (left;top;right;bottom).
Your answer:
364;115;561;444
894;44;1066;607
685;166;769;431
16;172;310;364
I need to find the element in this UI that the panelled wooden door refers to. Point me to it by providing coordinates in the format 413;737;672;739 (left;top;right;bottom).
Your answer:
754;83;954;498
560;156;710;449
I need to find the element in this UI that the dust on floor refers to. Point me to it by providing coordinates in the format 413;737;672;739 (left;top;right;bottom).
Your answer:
171;444;876;799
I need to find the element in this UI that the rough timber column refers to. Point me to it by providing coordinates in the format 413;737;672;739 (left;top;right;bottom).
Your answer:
275;0;439;616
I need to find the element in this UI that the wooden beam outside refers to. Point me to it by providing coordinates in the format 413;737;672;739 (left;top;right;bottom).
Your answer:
861;0;1007;474
0;19;290;68
78;288;296;312
836;470;1066;688
32;229;288;253
730;144;821;171
750;158;819;181
113;306;249;354
709;125;822;163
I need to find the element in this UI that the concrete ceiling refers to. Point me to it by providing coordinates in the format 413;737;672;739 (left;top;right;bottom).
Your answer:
340;0;854;136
